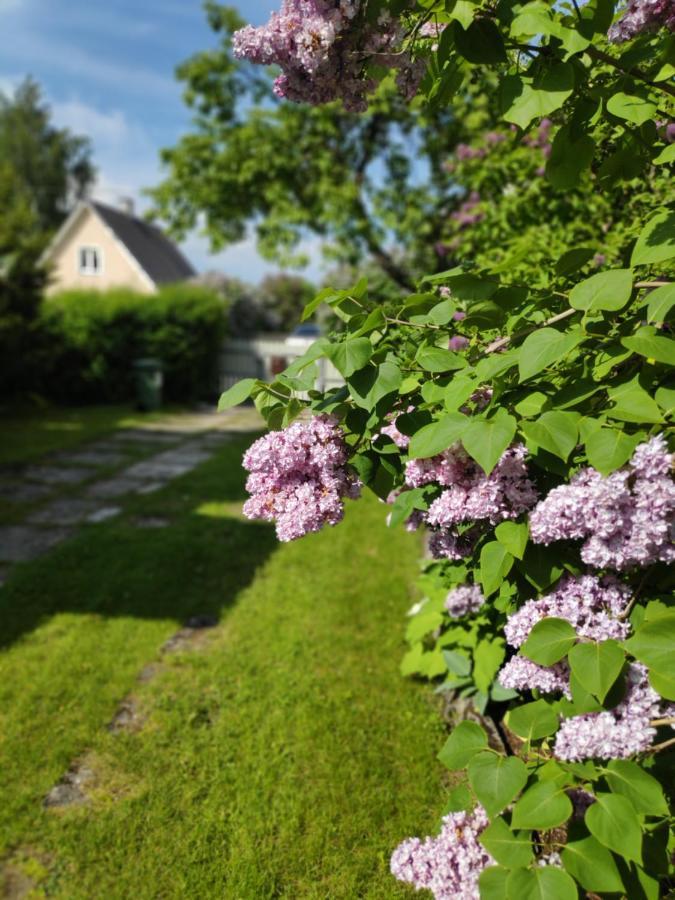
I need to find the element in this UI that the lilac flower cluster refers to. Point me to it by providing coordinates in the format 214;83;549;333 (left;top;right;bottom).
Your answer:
498;575;631;697
504;575;631;646
405;444;537;560
450;191;485;229
233;1;423;112
243;413;360;541
499;656;571;697
390;806;494;900
523;117;552;176
554;664;661;760
445;584;484;618
608;0;675;41
529;436;675;570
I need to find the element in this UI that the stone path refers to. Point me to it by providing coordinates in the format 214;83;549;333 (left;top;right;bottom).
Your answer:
0;407;261;585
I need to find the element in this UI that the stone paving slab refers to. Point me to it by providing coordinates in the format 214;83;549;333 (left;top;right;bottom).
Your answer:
151;446;212;467
87;506;121;524
86;476;148;500
23;465;93;487
0;481;54;503
0;525;73;563
123;460;194;480
110;429;185;445
51;448;130;468
28;498;101;526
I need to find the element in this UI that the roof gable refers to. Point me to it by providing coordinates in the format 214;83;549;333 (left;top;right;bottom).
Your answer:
91;201;196;285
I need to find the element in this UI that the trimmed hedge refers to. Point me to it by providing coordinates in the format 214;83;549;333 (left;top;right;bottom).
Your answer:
35;285;227;404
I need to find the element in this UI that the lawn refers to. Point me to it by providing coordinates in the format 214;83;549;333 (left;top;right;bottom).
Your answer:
0;426;446;898
0;403;175;467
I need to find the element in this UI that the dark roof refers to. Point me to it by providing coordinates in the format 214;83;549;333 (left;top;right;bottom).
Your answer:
92;201;196;285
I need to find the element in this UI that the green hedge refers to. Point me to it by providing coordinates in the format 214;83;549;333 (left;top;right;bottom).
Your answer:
35;285;227;404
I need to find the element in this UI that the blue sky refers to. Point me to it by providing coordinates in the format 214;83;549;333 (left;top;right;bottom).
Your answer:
0;0;324;282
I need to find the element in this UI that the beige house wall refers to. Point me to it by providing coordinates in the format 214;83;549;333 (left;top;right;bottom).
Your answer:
45;207;155;295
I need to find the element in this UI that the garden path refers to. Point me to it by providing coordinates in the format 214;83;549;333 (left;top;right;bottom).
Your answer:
0;407;261;585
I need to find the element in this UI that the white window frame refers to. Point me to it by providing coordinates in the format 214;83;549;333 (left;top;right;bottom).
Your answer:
77;245;103;276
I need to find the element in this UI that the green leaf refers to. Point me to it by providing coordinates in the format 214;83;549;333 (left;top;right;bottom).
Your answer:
585;793;643;863
478;866;511;900
388;488;427;530
479;817;533;869
511;781;573;830
462;409;517;475
624;611;675;699
606;92;657;125
473;637;506;694
479;541;514;598
561;835;624;893
217;377;257;411
656;385;675;415
568;640;625;702
646;283;675;324
605;759;669;816
467;751;528;817
546;125;595;190
631;210;675;267
521;411;579;461
408;413;468;459
506;699;559;742
437;720;487;771
324;338;372;377
348;360;402;410
301;286;342;322
585;427;641;475
500;64;574;130
653;143;675;164
521;618;577;666
495;521;529;560
506;865;577;900
518;328;583;382
416;345;467;373
555;247;595;276
444;375;477;411
454;17;506;63
569;269;633;312
606;380;663;424
621;326;675;366
443;649;472;676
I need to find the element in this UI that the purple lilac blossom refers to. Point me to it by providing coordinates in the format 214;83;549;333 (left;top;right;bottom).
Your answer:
529;436;675;570
451;191;485;229
233;1;423;111
390;806;494;900
608;0;675;41
242;413;360;541
554;664;662;760
448;335;470;351
423;445;538;528
445;584;484;618
503;575;632;647
499;656;571;697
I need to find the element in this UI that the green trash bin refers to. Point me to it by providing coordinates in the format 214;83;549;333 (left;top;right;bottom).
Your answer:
133;358;164;412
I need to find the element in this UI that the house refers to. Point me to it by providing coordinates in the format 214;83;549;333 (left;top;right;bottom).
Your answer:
41;199;196;295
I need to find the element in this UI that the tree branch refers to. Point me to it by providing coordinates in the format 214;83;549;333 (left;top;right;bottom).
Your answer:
586;46;675;99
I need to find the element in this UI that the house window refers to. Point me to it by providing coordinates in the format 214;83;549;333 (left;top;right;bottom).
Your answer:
78;246;102;276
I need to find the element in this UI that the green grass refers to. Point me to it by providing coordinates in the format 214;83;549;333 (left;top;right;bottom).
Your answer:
0;433;445;898
0;403;175;467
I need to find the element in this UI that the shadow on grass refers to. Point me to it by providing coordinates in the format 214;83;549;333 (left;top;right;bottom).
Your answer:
0;515;277;650
0;434;276;650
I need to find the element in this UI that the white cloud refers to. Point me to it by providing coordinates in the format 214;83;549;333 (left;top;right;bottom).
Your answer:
51;99;131;146
3;33;177;99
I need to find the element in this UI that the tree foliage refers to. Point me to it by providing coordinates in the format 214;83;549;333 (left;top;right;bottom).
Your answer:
0;78;95;235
